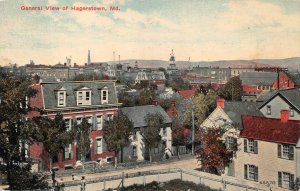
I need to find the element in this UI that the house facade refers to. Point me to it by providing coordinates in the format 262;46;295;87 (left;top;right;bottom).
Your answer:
28;81;121;170
236;113;300;191
120;105;172;162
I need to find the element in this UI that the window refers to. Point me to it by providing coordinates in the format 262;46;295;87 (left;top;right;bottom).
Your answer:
65;118;72;131
107;114;113;122
86;116;92;125
266;105;271;115
101;89;108;104
226;136;237;150
290;107;294;117
96;115;102;130
278;144;294;160
77;90;91;105
76;117;82;125
58;92;66;107
278;172;294;189
96;138;102;154
64;144;72;160
132;146;137;157
244;139;258;154
244;164;258;181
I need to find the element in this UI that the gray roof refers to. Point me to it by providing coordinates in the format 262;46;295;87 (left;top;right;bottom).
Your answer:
223;101;263;127
240;72;277;85
286;72;300;84
176;98;192;122
259;88;300;112
120;105;172;128
41;81;118;109
256;90;278;102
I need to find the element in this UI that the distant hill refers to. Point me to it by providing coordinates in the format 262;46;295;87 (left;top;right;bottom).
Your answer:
115;57;300;71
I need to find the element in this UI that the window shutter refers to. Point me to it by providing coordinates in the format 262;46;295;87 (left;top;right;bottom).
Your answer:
244;164;248;179
254;166;258;182
278;172;282;187
289;146;294;160
278;144;282;158
290;174;295;189
225;136;229;148
92;115;97;131
103;138;107;151
94;138;97;155
244;139;247;152
254;141;258;154
71;143;74;160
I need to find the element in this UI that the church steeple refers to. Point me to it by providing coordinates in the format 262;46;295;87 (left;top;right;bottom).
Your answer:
87;50;91;65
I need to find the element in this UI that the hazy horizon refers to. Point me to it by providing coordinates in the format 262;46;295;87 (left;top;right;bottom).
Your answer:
1;0;300;65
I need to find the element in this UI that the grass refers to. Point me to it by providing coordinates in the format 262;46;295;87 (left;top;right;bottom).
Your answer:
111;179;220;191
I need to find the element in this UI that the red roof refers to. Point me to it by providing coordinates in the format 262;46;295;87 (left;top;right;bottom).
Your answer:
241;115;300;145
178;89;196;99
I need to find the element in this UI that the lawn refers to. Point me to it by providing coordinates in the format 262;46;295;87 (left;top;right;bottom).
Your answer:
115;179;220;191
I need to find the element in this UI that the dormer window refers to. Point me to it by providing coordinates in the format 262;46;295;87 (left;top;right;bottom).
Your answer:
76;87;92;106
101;87;108;104
57;91;66;107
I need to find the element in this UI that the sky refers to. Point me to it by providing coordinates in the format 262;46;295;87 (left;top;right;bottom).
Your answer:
0;0;300;65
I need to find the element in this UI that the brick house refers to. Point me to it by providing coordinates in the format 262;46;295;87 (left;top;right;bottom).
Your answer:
28;81;121;170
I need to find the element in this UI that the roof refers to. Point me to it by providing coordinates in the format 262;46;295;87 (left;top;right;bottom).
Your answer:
223;101;263;127
240;72;277;85
256;90;278;102
241;115;300;145
259;88;300;112
177;89;196;99
286;72;300;85
41;81;118;109
120;105;172;128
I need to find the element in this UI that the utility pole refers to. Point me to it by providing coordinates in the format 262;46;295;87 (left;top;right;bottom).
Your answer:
191;104;195;155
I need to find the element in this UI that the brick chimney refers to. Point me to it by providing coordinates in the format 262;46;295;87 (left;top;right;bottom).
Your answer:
280;110;289;123
216;98;225;109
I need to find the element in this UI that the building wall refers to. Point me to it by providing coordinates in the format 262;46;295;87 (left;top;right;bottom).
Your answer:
272;72;295;90
233;138;296;190
260;95;300;120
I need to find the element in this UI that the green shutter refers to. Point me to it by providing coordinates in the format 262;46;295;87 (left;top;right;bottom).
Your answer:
71;143;74;160
225;136;229;149
289;146;294;160
278;144;282;158
94;137;97;155
290;174;295;189
254;141;258;154
254;166;258;182
244;164;248;179
244;139;247;152
278;172;282;187
92;115;97;131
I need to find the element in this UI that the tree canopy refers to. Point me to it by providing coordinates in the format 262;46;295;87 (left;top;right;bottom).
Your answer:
217;76;242;101
104;113;133;165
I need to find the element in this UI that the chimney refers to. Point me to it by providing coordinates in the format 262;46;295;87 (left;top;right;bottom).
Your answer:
216;98;225;109
280;110;289;123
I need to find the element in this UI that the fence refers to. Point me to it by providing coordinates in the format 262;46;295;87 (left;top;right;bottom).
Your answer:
60;168;269;191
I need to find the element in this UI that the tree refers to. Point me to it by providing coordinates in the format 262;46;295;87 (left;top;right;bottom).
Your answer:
184;93;217;128
217;76;242;101
33;113;73;171
73;118;91;168
73;73;104;81
0;73;46;189
171;115;187;158
103;113;133;167
137;88;157;106
196;126;237;175
143;113;163;162
168;77;191;91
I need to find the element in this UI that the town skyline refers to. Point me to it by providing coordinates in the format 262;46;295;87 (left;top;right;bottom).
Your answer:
1;0;300;65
